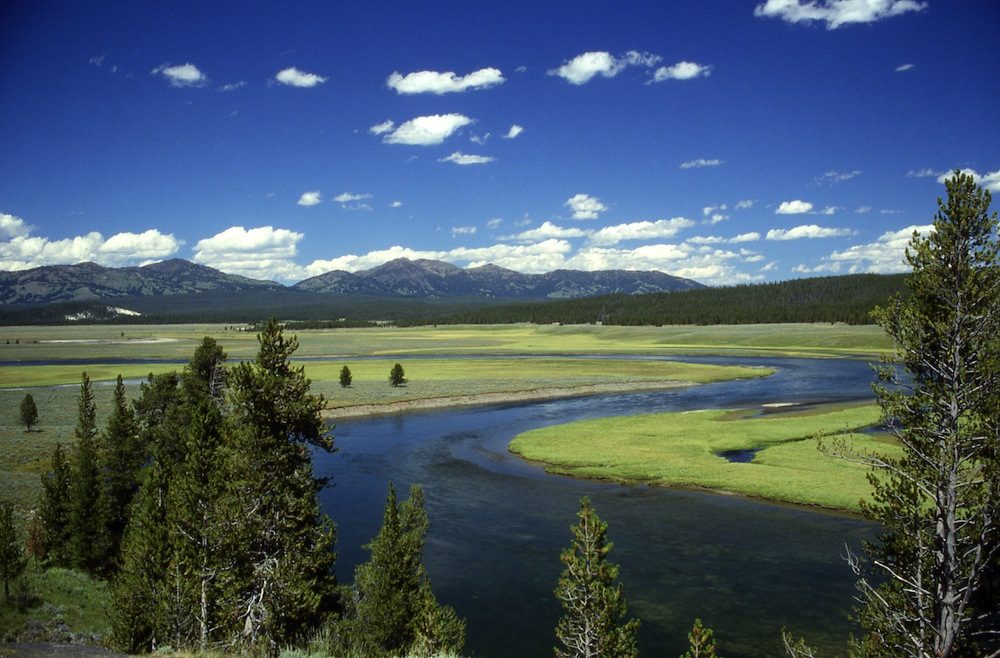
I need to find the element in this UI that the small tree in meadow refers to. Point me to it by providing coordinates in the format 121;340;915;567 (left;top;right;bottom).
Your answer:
19;393;38;432
389;363;407;387
340;365;353;388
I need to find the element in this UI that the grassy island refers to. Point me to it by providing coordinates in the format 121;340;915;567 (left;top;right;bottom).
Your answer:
510;403;900;512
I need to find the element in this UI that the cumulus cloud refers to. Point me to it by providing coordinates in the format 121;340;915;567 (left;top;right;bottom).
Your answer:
548;50;661;85
588;218;696;246
0;213;30;238
274;67;327;88
753;0;927;30
0;222;181;270
505;221;590;242
376;114;474;146
776;200;814;214
565;243;757;285
386;68;504;94
680;158;723;169
152;62;208;87
565;194;608;220
936;168;1000;192
895;63;915;72
766;224;855;240
297;191;322;206
333;192;372;204
503;124;524;139
390;201;403;208
193;225;303;281
440;152;496;165
730;232;762;243
801;224;935;274
651;61;712;82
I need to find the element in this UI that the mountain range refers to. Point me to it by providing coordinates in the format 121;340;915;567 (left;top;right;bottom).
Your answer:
0;258;703;306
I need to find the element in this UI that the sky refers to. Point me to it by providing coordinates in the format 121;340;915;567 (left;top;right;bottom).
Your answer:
1;0;998;286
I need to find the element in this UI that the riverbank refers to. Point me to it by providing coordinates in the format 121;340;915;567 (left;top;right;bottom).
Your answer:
323;379;698;418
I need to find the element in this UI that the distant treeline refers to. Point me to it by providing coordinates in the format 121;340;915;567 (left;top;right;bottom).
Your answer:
408;273;909;326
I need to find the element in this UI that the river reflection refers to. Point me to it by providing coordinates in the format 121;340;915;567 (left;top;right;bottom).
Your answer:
315;357;878;658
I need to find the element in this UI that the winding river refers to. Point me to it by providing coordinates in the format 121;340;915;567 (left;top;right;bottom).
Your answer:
314;356;880;658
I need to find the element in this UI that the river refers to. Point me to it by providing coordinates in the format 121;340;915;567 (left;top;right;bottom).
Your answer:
314;356;879;658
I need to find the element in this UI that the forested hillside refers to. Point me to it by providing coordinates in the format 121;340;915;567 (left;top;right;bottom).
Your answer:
414;273;908;326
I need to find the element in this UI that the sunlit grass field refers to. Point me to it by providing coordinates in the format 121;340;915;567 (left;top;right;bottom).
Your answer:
510;403;899;512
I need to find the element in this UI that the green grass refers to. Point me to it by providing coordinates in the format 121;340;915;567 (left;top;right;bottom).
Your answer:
0;567;110;643
510;403;900;512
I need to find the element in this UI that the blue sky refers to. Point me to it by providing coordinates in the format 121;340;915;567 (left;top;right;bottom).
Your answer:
1;0;998;285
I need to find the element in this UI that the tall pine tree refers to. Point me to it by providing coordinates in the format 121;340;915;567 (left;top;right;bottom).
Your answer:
101;374;142;563
68;372;112;576
554;497;639;658
38;442;72;567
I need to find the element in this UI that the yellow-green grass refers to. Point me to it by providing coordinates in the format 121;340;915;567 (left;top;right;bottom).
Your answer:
0;567;110;643
0;322;892;363
510;403;900;512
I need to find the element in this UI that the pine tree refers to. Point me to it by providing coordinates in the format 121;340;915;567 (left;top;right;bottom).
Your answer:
19;393;38;432
68;372;112;575
339;365;352;388
389;363;407;387
38;442;72;567
222;318;337;652
682;619;720;658
348;483;464;657
554;497;639;658
101;374;142;563
853;171;1000;657
0;502;28;603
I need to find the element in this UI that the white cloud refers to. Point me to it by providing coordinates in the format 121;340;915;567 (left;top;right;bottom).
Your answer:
440;152;496;165
0;213;30;238
703;204;728;216
818;170;860;184
880;209;903;214
766;224;856;240
193;225;303;280
687;236;726;245
651;61;712;82
855;205;872;214
895;63;915;72
907;167;944;178
776;200;814;214
369;120;395;135
565;243;757;285
680;158;723;169
936;168;1000;193
470;133;490;145
333;192;372;204
219;81;247;91
548;50;661;85
588;218;696;246
730;232;762;243
486;218;503;229
506;221;590;242
753;0;927;30
390;201;403;208
297;191;322;206
152;62;208;87
819;206;838;215
815;224;935;273
735;200;755;209
503;124;524;139
386;68;504;94
760;261;779;272
452;226;477;237
565;194;608;220
275;67;327;88
377;114;474;146
706;213;729;225
1;223;181;270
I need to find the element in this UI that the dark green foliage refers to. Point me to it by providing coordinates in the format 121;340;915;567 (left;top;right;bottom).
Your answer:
68;373;111;576
554;497;639;658
339;365;352;388
0;502;28;603
682;619;719;658
416;273;907;327
389;363;407;387
341;483;464;657
100;375;142;563
18;393;38;431
38;443;72;567
855;172;1000;658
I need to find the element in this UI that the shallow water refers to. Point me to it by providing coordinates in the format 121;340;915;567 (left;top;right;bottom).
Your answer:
315;356;879;658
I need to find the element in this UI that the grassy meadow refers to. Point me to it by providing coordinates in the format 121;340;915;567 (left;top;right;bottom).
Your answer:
510;403;899;512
